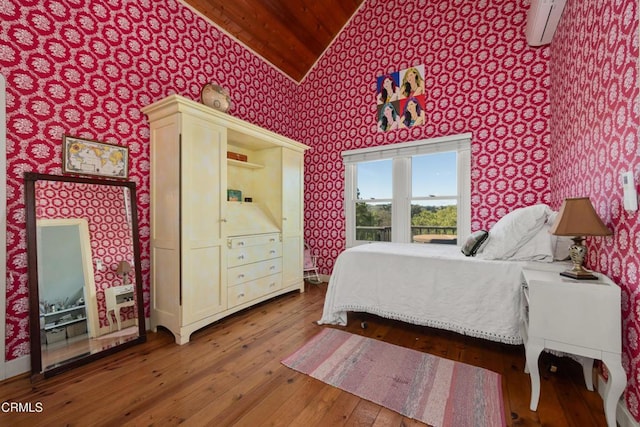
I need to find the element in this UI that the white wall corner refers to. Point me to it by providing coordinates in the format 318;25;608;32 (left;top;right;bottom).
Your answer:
4;355;30;380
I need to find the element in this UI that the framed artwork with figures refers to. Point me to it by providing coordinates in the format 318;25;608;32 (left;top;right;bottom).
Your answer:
62;135;129;179
376;65;426;132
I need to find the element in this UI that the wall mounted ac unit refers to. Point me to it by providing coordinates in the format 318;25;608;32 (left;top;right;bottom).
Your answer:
525;0;567;46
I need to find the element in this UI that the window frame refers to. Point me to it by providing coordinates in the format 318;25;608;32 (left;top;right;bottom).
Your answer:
343;133;471;248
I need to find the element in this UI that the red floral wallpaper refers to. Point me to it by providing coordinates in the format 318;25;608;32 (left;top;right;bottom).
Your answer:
1;0;297;361
549;0;640;419
299;0;551;274
35;180;134;329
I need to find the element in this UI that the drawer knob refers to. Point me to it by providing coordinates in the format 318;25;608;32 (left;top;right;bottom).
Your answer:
269;282;276;287
269;266;276;270
238;255;244;260
269;250;276;254
238;292;245;298
238;242;244;246
238;274;245;278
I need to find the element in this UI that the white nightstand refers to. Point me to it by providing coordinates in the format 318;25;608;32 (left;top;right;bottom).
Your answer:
105;284;136;331
521;267;626;427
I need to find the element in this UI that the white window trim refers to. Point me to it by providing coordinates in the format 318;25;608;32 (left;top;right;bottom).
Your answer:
343;132;471;248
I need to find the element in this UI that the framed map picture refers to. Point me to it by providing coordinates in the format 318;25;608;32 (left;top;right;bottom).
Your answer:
62;135;129;179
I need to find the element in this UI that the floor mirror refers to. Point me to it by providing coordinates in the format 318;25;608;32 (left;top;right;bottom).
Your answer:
25;172;146;380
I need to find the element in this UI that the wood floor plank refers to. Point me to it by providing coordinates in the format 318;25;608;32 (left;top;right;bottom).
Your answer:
0;282;610;426
287;385;344;426
257;377;326;426
312;390;361;427
176;330;322;425
121;298;324;425
233;370;315;426
344;399;382;426
371;407;412;426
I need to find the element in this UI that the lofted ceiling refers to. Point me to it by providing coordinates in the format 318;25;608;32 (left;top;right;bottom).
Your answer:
182;0;365;82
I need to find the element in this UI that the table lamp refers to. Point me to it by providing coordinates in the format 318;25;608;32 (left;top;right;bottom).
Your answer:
550;197;612;280
116;260;132;286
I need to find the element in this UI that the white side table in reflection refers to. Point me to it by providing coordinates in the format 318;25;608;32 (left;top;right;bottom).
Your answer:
105;284;135;331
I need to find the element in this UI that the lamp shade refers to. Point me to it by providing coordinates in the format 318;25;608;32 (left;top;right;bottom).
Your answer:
116;260;132;275
550;197;612;237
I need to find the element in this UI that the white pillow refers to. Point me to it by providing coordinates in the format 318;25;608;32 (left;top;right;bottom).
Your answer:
547;211;572;260
478;204;552;260
508;225;554;262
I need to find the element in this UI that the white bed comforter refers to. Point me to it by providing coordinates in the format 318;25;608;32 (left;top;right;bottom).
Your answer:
318;243;528;345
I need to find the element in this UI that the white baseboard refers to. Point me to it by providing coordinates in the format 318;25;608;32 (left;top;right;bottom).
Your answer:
597;373;639;427
2;355;29;380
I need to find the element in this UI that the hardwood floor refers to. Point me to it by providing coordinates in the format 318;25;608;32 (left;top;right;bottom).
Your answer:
0;283;607;426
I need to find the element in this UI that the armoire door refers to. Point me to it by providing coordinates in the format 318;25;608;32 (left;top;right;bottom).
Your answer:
180;113;227;325
281;148;304;288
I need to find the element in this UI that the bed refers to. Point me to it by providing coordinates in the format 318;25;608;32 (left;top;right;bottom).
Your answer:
318;204;571;345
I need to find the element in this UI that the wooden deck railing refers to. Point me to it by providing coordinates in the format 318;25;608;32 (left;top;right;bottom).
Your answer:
355;226;457;243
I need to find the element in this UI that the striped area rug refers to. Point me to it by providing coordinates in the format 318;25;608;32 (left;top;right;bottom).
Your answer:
282;328;505;427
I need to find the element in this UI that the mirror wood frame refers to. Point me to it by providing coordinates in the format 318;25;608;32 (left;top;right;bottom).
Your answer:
25;172;146;380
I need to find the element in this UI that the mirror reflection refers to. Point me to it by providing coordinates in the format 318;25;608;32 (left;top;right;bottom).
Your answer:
25;172;146;379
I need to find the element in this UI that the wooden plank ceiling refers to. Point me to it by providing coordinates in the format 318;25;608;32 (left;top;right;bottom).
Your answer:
183;0;364;82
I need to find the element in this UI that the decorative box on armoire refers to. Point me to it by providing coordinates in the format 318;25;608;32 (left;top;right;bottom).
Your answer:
142;94;309;344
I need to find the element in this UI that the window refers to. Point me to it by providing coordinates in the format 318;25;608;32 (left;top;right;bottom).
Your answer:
343;133;471;247
355;159;393;242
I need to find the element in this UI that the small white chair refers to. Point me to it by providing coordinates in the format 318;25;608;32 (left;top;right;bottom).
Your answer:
303;242;321;284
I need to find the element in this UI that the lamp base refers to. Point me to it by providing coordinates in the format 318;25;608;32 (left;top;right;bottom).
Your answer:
559;269;598;280
561;237;598;280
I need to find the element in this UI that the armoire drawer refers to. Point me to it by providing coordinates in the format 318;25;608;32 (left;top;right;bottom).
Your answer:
227;243;281;268
227;258;283;286
227;233;280;249
228;273;282;307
